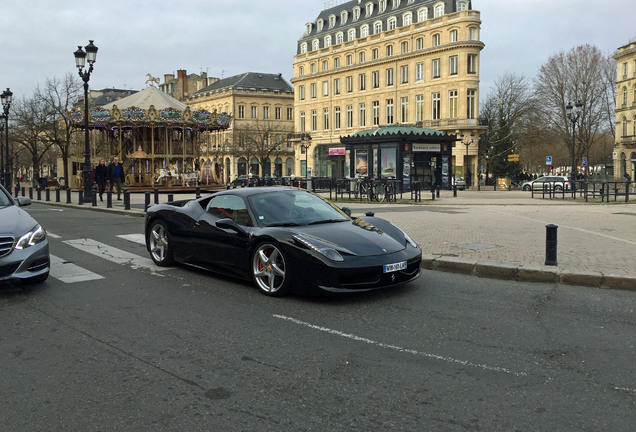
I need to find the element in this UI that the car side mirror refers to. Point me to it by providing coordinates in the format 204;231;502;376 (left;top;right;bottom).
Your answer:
341;207;352;217
216;218;246;235
16;196;31;207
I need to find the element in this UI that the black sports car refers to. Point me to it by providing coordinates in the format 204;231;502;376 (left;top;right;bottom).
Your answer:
144;187;421;296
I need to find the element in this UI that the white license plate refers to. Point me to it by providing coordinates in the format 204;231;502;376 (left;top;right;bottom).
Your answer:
383;261;407;273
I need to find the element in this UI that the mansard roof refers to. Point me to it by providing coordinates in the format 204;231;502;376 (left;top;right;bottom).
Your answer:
193;72;293;97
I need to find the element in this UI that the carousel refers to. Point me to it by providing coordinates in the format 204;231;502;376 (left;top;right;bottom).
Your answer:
65;83;232;188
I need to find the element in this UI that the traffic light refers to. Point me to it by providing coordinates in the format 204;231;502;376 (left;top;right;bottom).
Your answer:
549;165;553;171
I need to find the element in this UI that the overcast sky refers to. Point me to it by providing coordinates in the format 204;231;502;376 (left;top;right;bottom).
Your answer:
0;0;633;105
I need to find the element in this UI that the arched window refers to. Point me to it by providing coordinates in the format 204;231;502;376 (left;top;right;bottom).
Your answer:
379;0;387;12
305;23;313;35
348;28;356;41
335;32;344;44
434;2;444;17
432;33;440;46
300;43;308;54
361;24;369;37
324;35;332;48
457;1;468;11
418;8;428;22
450;29;458;42
365;2;374;17
317;19;324;31
401;41;409;53
359;51;366;63
387;17;397;30
329;14;336;28
372;48;379;59
353;7;361;21
403;12;412;26
416;37;424;50
386;45;393;57
469;27;479;40
392;0;401;8
310;63;316;74
299;66;304;76
312;39;319;51
623;87;628;107
374;20;383;33
341;11;348;24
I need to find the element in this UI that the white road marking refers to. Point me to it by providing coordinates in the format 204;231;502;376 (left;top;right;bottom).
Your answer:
63;238;167;273
49;254;104;283
47;232;61;239
273;314;528;377
117;233;146;245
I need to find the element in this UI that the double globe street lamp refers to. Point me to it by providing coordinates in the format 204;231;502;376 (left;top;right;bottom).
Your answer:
74;40;98;202
566;100;583;183
460;132;474;187
1;88;13;189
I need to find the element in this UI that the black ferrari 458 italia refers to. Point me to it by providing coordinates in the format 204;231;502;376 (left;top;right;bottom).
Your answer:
145;187;421;296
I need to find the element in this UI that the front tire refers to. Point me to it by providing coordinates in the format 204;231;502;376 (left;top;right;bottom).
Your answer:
148;221;174;266
251;242;290;296
523;185;531;191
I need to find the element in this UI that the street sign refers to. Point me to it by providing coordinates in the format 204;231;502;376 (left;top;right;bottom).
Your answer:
546;156;552;164
582;157;587;167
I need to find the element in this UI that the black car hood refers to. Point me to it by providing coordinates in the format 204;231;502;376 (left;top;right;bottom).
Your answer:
0;205;38;236
291;218;406;257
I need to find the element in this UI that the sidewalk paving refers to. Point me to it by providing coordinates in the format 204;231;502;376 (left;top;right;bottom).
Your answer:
30;187;636;291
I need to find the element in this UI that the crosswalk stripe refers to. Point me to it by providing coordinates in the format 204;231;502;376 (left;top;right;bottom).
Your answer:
63;238;168;273
117;233;146;245
49;254;105;283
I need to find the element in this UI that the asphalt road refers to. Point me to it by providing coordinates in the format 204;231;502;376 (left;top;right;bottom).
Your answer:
1;205;635;431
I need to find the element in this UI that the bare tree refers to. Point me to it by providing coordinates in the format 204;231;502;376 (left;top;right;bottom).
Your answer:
534;44;615;175
235;120;293;176
11;96;56;187
35;73;83;184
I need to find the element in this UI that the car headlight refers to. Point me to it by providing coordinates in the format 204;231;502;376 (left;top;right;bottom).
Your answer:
15;225;46;250
292;233;345;262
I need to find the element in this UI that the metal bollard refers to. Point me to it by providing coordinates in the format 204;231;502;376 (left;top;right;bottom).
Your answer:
45;188;50;202
168;193;174;202
154;188;159;205
124;190;131;210
78;190;84;205
37;188;42;201
107;190;112;208
21;187;25;197
55;188;60;203
545;224;558;266
92;191;97;207
145;191;151;211
196;186;201;198
453;185;457;197
29;188;33;199
66;188;72;204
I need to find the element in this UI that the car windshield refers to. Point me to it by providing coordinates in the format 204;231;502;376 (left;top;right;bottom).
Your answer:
249;190;350;227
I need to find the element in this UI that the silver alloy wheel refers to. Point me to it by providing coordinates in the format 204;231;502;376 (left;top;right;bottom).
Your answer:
150;222;171;265
252;243;287;294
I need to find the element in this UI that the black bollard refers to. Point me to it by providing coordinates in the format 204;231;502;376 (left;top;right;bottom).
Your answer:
107;190;112;208
92;191;97;207
66;188;72;204
124;190;131;210
154;188;159;205
29;188;33;199
21;187;25;197
45;188;50;202
168;193;174;202
78;190;84;205
37;188;42;201
196;186;201;198
55;188;60;203
453;185;457;197
545;224;558;266
145;191;151;211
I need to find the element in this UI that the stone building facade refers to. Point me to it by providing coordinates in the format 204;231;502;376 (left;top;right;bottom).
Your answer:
614;41;636;180
292;0;485;185
187;72;295;183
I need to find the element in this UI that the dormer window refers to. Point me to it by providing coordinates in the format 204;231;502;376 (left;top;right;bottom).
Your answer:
379;0;387;12
392;0;401;8
317;19;324;31
457;1;468;11
418;7;428;22
300;43;308;54
365;2;374;17
312;39;320;51
305;23;313;35
329;14;336;28
324;35;332;48
434;2;444;17
361;24;369;37
336;32;344;44
374;20;383;33
353;7;361;21
341;11;348;24
387;17;397;30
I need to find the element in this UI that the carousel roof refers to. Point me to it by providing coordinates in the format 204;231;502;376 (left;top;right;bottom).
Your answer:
102;85;188;111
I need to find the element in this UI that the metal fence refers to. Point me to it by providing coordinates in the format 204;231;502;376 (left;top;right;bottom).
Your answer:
531;180;635;202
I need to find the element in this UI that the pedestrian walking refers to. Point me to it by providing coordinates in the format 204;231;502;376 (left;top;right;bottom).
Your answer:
107;157;126;200
94;159;108;201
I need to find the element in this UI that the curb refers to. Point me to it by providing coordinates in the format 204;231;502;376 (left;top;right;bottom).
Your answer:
421;254;636;292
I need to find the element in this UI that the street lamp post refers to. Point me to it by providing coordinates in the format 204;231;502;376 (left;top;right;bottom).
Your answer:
300;134;312;185
74;40;98;202
566;100;583;183
1;89;13;189
460;132;474;187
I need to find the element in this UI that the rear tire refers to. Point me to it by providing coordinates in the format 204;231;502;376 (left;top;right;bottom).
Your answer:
148;221;174;266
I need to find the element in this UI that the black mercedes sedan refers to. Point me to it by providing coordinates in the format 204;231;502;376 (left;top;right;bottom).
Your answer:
145;187;421;296
0;185;49;284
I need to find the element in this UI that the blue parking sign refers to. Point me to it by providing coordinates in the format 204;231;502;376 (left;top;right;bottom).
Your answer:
582;157;587;167
546;156;552;164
